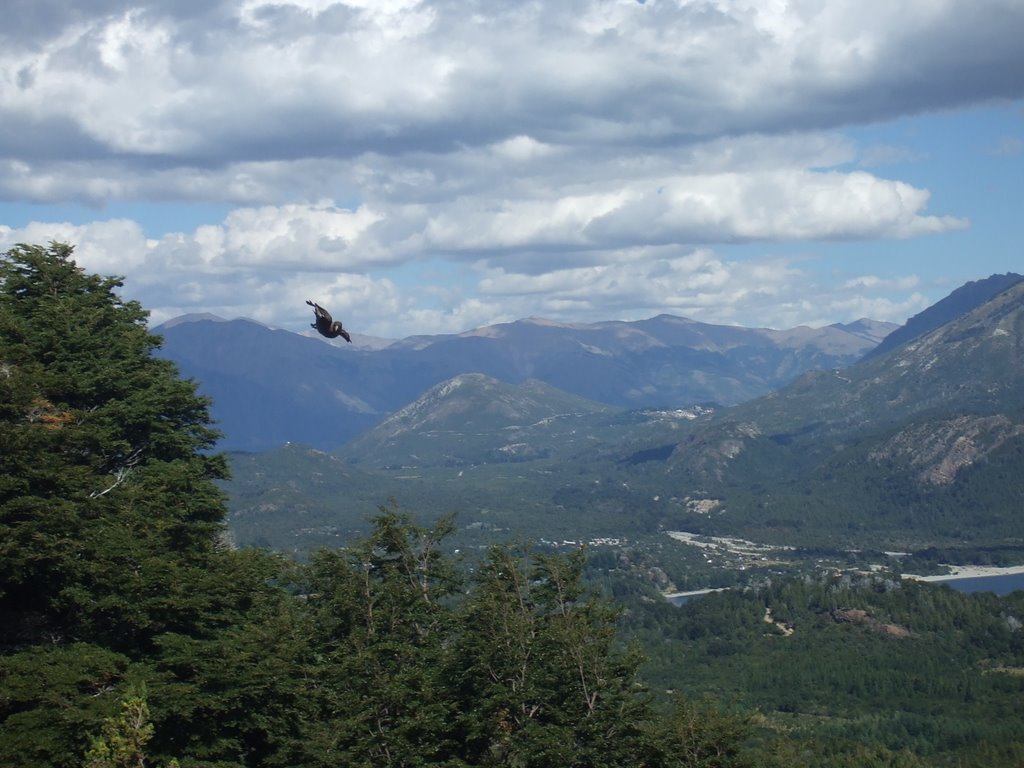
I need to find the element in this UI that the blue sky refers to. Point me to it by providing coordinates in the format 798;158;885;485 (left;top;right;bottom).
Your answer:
1;1;1022;339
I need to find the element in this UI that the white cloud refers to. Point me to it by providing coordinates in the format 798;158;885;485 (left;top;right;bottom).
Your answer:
1;0;1020;336
842;274;921;291
4;1;1022;166
0;218;152;273
0;218;945;341
413;168;965;259
475;245;931;330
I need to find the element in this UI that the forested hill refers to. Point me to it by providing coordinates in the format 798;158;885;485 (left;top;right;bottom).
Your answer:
649;277;1024;547
222;277;1024;556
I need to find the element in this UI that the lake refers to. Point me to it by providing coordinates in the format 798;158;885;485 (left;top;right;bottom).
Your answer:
934;571;1024;596
668;570;1024;606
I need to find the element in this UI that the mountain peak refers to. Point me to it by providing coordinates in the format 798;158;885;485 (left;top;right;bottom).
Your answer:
702;278;1024;452
155;314;273;332
155;312;229;329
338;373;615;468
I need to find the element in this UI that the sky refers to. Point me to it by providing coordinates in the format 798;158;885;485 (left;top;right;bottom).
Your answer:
1;0;1023;340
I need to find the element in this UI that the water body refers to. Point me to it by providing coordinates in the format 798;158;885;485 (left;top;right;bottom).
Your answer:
933;572;1024;596
668;590;723;606
667;571;1024;605
668;595;693;606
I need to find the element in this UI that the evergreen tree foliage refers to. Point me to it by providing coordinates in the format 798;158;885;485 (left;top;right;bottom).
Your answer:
297;513;671;767
0;643;133;768
453;545;663;766
83;684;156;768
0;242;227;654
298;509;464;767
0;243;290;767
146;550;307;767
625;572;1024;767
662;696;752;768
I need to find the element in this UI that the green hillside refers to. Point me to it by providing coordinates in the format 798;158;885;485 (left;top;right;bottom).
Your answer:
658;280;1024;548
338;373;618;468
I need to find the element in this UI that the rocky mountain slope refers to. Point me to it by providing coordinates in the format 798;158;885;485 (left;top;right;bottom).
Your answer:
654;279;1024;545
863;272;1022;360
671;278;1024;477
338;373;617;468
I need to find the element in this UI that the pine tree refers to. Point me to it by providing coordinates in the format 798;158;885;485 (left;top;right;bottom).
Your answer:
0;243;285;767
455;546;666;767
82;684;155;768
0;242;227;654
299;509;464;767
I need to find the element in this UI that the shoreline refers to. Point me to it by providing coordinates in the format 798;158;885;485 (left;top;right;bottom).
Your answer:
901;564;1024;583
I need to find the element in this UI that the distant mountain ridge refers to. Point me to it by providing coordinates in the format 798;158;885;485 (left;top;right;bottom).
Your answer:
155;312;894;451
717;277;1024;437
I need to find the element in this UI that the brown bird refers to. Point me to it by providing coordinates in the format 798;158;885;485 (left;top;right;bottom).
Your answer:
306;300;351;342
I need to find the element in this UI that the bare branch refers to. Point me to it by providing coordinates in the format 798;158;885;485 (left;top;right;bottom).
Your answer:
90;466;133;498
90;446;146;498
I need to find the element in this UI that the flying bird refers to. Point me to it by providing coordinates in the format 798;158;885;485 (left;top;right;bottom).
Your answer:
306;300;351;342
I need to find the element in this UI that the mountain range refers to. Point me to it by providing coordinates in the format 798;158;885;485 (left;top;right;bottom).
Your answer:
209;273;1024;554
154;311;896;451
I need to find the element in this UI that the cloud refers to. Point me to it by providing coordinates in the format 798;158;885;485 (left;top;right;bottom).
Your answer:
0;218;152;273
990;136;1024;157
2;157;962;285
4;1;1023;168
477;246;929;330
0;208;931;337
1;1;1018;336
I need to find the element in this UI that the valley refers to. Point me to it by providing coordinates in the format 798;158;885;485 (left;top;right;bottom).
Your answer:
217;274;1024;608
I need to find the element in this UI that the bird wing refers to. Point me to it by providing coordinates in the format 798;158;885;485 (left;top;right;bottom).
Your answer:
307;300;333;322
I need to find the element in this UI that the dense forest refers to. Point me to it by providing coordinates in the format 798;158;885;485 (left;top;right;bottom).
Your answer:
620;573;1024;767
3;243;1023;767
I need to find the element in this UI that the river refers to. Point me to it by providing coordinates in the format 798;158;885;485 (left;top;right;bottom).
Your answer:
667;569;1024;605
